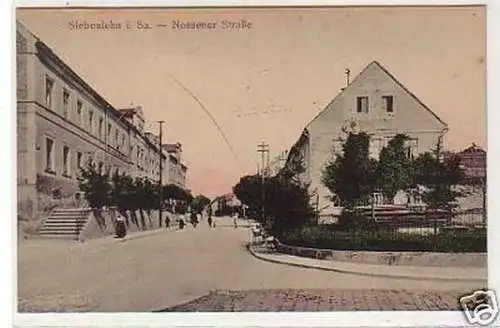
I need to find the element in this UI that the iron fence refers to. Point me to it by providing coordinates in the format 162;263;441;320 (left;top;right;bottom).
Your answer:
280;210;487;252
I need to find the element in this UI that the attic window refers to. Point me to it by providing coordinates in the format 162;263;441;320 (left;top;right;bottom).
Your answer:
356;96;369;113
382;95;394;113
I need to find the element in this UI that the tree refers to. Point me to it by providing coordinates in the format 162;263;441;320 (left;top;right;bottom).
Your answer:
413;151;464;210
191;195;211;214
162;184;192;213
264;175;314;236
233;174;262;216
141;178;159;226
322;132;377;209
376;134;413;203
112;173;135;227
233;173;313;235
77;163;112;229
78;163;111;209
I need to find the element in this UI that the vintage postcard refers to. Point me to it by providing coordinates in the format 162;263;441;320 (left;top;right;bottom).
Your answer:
14;4;491;327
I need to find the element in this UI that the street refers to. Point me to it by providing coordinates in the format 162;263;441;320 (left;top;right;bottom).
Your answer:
18;217;483;312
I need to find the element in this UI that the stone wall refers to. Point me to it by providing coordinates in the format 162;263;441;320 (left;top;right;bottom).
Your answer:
276;241;486;268
79;209;180;241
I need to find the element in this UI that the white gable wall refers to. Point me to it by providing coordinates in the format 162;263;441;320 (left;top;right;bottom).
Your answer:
302;62;447;215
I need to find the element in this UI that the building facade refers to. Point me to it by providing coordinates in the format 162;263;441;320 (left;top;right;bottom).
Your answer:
162;143;187;188
283;61;448;218
16;22;187;219
455;144;486;184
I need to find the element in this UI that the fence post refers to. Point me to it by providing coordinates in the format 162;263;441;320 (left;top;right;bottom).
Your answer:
433;211;438;251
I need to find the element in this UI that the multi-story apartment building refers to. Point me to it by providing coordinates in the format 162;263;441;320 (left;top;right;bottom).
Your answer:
162;143;187;188
16;22;186;219
283;61;448;218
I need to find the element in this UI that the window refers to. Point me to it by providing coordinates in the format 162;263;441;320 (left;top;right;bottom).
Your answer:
107;123;112;138
98;117;104;138
369;138;382;160
76;100;83;125
45;138;54;172
62;90;70;118
98;162;103;173
382;95;394;113
63;146;70;176
45;77;54;108
88;110;94;133
405;139;418;159
77;152;83;170
356;96;369;113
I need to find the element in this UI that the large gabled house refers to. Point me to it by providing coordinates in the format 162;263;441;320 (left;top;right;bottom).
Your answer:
283;61;448;220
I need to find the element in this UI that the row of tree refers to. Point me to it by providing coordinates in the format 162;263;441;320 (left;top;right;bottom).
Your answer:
322;133;464;211
77;163;210;229
233;132;465;236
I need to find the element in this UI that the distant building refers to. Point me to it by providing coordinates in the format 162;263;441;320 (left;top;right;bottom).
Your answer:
210;193;241;216
162;143;187;189
266;150;289;177
283;61;448;218
445;143;486;184
16;22;187;219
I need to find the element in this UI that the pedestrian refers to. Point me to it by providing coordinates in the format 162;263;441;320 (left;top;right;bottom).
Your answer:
165;212;171;229
208;207;213;228
179;215;185;230
115;212;126;238
233;212;238;229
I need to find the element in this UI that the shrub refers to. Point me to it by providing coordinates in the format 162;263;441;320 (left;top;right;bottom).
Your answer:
280;225;486;253
337;210;374;230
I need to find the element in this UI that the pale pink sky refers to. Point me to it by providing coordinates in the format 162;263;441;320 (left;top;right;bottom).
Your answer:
17;7;486;198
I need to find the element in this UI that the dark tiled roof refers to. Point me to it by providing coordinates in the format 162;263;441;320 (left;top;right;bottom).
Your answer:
461;144;486;154
163;143;181;152
117;108;136;118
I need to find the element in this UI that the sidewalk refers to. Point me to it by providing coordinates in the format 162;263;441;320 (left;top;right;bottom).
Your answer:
75;224;182;247
248;244;487;283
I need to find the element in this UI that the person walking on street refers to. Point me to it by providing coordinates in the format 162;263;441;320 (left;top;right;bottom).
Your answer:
178;214;185;230
207;207;213;228
115;212;127;238
233;212;238;229
165;212;171;229
190;211;198;228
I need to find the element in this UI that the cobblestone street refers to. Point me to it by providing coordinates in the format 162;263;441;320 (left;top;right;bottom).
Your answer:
161;289;464;312
18;217;485;312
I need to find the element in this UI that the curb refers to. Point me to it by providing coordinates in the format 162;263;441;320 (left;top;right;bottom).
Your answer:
117;228;170;243
78;225;181;246
246;244;486;283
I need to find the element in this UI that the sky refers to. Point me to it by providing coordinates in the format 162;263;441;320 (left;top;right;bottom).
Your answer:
16;6;486;198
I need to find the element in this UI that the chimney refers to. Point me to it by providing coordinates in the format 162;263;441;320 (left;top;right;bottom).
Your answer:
341;68;351;91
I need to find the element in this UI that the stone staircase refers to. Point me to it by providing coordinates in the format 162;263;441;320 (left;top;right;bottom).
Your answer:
38;208;92;239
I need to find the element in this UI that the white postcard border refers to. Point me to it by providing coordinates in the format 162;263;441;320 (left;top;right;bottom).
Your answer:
3;1;498;327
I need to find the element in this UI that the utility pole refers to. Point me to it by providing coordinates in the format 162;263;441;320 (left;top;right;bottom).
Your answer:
157;120;165;227
257;142;269;225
